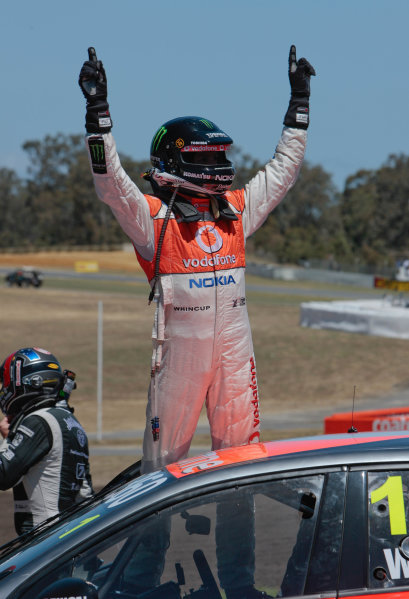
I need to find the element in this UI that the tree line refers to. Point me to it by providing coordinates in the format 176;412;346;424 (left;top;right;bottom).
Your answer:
1;132;408;269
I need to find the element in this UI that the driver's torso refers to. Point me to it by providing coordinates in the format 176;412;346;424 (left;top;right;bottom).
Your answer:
136;192;248;342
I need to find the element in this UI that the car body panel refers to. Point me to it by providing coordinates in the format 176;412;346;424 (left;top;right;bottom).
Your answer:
2;432;409;597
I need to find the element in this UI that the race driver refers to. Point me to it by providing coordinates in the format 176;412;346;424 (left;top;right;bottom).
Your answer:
78;45;315;475
0;347;93;535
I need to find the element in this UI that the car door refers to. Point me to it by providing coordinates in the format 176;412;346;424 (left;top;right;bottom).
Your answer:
16;469;347;599
338;467;409;597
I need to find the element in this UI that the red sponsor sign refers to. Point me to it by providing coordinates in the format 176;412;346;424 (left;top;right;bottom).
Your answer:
325;407;409;434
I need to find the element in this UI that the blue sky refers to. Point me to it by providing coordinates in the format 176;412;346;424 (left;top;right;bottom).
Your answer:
2;0;408;190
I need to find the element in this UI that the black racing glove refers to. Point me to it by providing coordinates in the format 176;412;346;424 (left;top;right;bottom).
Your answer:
284;45;316;130
78;47;112;134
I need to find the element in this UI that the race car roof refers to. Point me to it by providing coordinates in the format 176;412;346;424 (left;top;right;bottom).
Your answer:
166;432;409;478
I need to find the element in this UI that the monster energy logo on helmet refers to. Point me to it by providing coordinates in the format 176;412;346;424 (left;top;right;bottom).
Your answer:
200;119;214;129
152;126;167;151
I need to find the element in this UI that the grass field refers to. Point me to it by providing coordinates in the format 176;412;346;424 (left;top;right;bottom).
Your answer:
1;250;408;488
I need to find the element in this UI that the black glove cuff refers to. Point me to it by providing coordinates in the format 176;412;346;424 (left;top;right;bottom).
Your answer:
85;101;112;134
284;96;310;130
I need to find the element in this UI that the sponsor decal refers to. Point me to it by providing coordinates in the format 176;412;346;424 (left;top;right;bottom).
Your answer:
233;298;246;307
296;113;309;124
17;424;34;437
1;448;15;461
98;116;112;128
206;131;230;138
182;254;236;269
384;548;409;579
76;463;86;479
167;445;268;478
183;170;212;180
20;348;42;360
181;144;230;152
88;137;107;174
59;515;101;539
249;356;260;442
189;275;236;288
77;428;86;447
215;174;234;181
106;470;168;508
47;362;59;369
64;415;86;433
176;137;184;148
200;118;214;129
296;107;309;124
195;225;223;253
152;126;167;151
11;432;23;448
373;417;409;432
170;452;224;475
14;501;29;512
15;360;22;387
174;305;211;312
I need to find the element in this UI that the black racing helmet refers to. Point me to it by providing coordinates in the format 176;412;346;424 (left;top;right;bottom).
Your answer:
150;116;235;193
0;347;64;418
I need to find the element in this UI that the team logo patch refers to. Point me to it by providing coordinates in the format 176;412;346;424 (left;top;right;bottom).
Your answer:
11;433;24;448
195;225;223;253
1;448;15;461
77;429;86;448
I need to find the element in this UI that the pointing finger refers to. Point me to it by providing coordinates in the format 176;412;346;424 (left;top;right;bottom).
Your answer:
289;44;297;73
88;47;98;63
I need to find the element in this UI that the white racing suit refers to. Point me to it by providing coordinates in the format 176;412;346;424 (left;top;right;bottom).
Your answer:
86;127;306;474
86;126;306;592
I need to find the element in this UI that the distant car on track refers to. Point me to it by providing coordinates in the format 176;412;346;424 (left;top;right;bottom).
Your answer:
5;268;42;288
1;432;409;598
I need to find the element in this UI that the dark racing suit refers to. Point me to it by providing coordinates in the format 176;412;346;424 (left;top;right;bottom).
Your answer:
0;401;93;535
86;126;306;475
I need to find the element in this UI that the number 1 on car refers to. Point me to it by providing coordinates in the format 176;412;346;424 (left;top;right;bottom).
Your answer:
371;476;407;536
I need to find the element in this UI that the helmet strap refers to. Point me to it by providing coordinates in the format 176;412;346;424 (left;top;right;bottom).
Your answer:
148;186;180;305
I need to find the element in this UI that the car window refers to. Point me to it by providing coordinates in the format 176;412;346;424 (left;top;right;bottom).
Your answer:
369;470;409;588
20;473;329;599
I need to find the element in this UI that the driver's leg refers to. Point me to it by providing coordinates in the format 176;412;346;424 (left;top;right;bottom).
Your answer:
216;494;256;594
120;515;171;592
